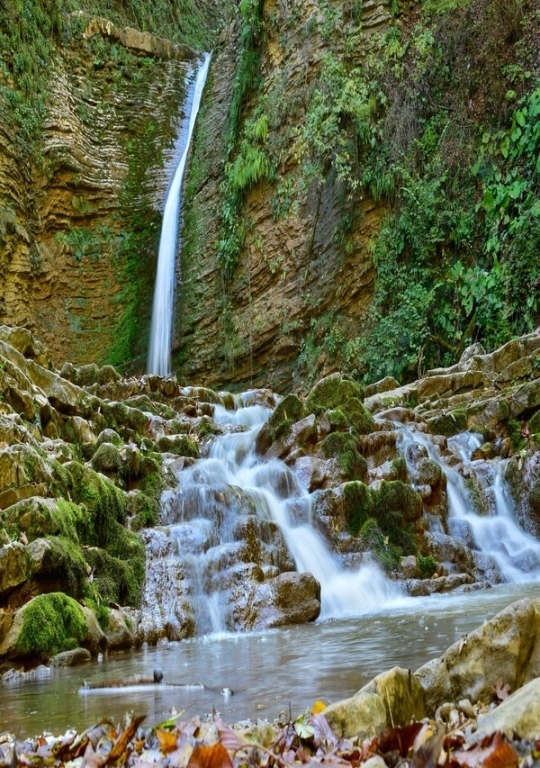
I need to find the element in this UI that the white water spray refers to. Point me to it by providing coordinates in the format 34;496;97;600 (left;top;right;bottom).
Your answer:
147;54;211;376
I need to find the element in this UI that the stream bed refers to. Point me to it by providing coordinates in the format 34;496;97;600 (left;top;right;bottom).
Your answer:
2;583;539;738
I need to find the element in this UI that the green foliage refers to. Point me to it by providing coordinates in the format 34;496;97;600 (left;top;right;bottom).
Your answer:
16;593;87;657
418;554;437;578
216;0;267;277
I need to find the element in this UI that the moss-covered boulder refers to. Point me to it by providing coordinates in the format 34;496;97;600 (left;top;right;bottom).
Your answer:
427;409;468;437
91;442;123;474
13;593;88;660
343;482;373;536
256;394;305;455
320;433;367;482
155;435;199;458
306;373;364;415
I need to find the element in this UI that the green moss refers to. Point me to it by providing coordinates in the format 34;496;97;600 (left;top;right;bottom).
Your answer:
343;481;373;536
85;546;144;606
427;409;468;437
155;435;199;458
418;555;437;578
321;432;367;481
139;470;167;508
267;394;306;440
390;456;409;483
342;398;375;435
129;492;159;531
359;517;403;572
44;536;88;597
327;408;349;430
306;374;364;416
507;418;526;452
373;480;422;524
16;593;87;658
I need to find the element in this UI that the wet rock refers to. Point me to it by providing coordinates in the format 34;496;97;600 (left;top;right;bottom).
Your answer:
49;647;92;667
105;609;134;651
324;666;425;738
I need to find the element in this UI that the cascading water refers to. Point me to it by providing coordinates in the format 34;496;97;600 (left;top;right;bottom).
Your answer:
141;401;401;639
397;425;540;583
147;53;211;376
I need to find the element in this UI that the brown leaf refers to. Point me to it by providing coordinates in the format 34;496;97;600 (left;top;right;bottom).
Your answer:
448;732;518;768
105;715;145;765
187;742;233;768
155;728;178;754
378;723;424;757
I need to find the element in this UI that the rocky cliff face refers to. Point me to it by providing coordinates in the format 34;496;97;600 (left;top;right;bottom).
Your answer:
0;1;233;371
176;0;399;392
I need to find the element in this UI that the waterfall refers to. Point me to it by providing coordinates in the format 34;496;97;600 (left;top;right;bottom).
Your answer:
147;53;211;376
397;425;540;582
141;402;401;639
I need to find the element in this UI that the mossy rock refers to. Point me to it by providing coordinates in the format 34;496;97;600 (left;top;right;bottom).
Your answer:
38;535;88;598
126;490;159;531
16;592;87;658
63;461;128;543
196;416;222;438
321;433;367;482
60;362;121;387
529;410;540;436
327;408;349;431
372;480;423;524
85;546;144;606
343;482;373;536
341;398;375;435
306;373;364;416
95;429;123;448
124;395;176;420
416;458;444;490
427;410;467;437
390;457;409;483
256;393;306;454
91;442;122;474
155;435;198;458
359;517;404;572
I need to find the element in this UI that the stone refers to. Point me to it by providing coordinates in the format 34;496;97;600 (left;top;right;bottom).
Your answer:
324;666;425;738
0;542;27;596
105;609;134;651
474;676;540;740
49;647;92;667
415;598;540;715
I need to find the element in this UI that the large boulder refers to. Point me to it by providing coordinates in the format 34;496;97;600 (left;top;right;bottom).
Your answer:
474;676;540;740
415;598;540;714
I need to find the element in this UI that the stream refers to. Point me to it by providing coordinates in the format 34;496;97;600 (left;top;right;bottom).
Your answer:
1;583;539;738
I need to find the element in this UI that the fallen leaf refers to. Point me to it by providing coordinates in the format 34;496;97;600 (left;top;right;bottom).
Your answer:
378;723;424;757
311;701;327;715
448;732;518;768
411;725;445;768
155;728;178;754
213;714;246;752
187;742;233;768
105;715;145;765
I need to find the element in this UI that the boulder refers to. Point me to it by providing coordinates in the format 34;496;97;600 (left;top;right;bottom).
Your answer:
105;609;134;650
324;666;425;738
474;676;540;740
0;541;27;596
415;598;540;714
49;647;92;667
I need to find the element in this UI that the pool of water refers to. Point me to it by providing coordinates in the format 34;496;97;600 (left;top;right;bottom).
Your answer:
2;583;539;738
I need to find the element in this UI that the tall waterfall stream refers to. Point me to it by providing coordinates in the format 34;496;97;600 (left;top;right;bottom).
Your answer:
3;396;540;736
147;54;211;376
